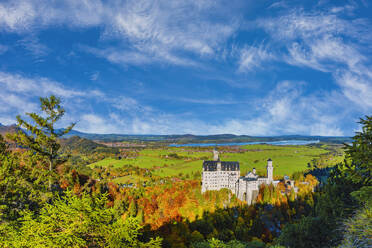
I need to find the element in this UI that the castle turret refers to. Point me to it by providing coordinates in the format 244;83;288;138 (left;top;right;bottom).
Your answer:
217;161;221;171
213;148;220;161
267;158;273;182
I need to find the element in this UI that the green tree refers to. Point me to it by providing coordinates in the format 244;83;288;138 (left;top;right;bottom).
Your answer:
338;203;372;248
1;191;162;248
7;95;75;190
208;238;226;248
277;116;372;248
0;135;6;155
0;135;46;221
343;116;372;203
276;216;331;248
344;116;372;183
190;230;204;244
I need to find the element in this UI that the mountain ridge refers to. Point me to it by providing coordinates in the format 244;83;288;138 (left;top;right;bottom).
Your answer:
0;124;352;143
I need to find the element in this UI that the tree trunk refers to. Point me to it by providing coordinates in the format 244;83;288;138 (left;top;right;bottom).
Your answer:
49;158;53;191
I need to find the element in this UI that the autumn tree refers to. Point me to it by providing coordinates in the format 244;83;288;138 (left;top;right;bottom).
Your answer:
7;95;75;190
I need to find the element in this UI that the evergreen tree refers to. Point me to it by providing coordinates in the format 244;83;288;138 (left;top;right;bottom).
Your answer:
0;135;6;155
277;116;372;248
0;135;46;221
0;191;162;248
7;95;75;190
343;116;372;203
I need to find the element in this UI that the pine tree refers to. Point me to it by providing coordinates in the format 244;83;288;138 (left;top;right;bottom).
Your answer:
1;191;162;247
344;116;372;203
7;95;75;190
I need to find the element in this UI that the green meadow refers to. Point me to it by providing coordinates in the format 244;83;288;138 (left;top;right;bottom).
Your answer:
88;144;344;181
222;144;344;177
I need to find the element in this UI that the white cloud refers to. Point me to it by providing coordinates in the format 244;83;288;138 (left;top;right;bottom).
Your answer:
73;80;346;136
0;72;344;136
0;71;105;126
198;81;344;136
80;45;198;67
176;97;241;105
79;114;121;134
0;91;38;114
335;71;372;108
111;96;152;113
17;36;50;58
256;7;372;110
0;0;105;32
90;71;99;81
0;71;86;97
0;0;240;66
238;44;275;72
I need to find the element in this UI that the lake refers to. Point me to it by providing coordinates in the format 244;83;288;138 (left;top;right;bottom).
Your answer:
169;140;320;147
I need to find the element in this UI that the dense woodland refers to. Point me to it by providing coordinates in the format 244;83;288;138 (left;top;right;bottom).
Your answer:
0;96;370;248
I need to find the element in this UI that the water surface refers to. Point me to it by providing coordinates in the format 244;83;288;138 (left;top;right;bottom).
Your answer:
169;140;320;147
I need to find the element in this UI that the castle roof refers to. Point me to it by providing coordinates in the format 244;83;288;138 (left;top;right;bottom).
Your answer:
203;161;239;171
240;176;258;181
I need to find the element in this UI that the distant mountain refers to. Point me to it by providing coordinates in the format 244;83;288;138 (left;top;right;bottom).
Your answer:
0;124;352;144
0;124;21;136
62;130;352;144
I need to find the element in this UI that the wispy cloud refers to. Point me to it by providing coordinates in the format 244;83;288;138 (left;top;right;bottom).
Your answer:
90;71;100;81
17;36;50;58
0;71;158;132
255;7;372;109
238;44;276;72
79;45;198;67
75;80;347;136
206;81;345;136
0;1;369;136
0;0;240;66
0;71;104;127
0;71;86;97
0;72;348;136
175;97;242;105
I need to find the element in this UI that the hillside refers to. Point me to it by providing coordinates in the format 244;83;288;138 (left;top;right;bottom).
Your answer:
59;136;109;154
63;129;352;144
0;124;21;136
0;123;352;144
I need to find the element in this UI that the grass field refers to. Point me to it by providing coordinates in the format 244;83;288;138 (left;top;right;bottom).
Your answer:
222;144;344;177
88;144;344;181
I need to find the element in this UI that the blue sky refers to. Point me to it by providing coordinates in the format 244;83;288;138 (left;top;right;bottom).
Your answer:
0;0;371;136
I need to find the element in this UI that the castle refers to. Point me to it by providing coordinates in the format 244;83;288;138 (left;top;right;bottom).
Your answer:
201;149;280;204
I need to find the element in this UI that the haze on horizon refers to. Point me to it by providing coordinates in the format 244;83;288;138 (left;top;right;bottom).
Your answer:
0;0;371;136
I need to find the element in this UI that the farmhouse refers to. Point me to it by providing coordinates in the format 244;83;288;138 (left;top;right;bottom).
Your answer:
201;149;281;204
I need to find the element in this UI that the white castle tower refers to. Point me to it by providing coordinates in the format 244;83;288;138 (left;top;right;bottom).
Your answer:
213;148;220;161
267;158;273;183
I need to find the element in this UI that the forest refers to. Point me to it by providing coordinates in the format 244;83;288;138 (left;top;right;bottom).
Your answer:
0;96;370;248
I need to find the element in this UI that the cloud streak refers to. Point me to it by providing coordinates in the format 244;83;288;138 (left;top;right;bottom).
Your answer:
255;7;372;109
0;1;370;136
0;0;240;66
238;44;275;72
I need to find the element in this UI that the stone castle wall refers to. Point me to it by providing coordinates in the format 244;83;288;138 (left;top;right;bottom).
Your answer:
202;152;279;205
